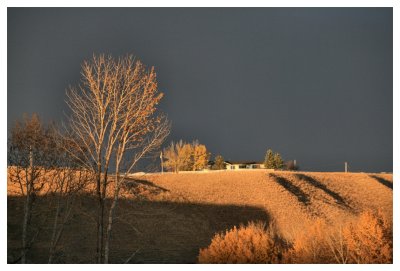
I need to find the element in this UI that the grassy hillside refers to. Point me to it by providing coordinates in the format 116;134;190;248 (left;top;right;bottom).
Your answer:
7;169;392;263
142;171;392;239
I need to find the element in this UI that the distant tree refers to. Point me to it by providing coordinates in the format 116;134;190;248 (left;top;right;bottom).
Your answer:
273;153;284;170
193;142;210;170
213;155;225;170
180;143;194;171
264;149;284;170
163;142;179;173
264;149;275;169
163;140;190;173
163;140;209;172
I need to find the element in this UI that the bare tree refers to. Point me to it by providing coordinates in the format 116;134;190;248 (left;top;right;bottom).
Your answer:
47;134;93;263
8;114;59;263
65;54;170;263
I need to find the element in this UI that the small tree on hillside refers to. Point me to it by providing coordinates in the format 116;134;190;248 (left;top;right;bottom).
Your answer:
193;142;210;170
213;155;225;170
163;140;191;173
163;142;180;173
264;149;284;170
180;143;194;171
273;153;284;170
264;149;275;169
163;140;209;172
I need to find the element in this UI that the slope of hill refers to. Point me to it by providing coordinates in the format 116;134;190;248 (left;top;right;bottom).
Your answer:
141;170;392;239
7;169;392;263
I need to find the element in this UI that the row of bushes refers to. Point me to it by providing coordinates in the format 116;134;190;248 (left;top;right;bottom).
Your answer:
198;209;392;264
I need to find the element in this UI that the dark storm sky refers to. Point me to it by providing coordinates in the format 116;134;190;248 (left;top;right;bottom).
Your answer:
8;8;393;172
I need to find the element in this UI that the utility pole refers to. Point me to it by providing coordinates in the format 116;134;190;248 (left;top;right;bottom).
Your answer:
345;161;348;173
160;151;163;174
294;160;297;168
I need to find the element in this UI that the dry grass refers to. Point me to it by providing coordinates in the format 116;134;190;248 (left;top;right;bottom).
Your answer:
7;168;392;263
144;170;392;239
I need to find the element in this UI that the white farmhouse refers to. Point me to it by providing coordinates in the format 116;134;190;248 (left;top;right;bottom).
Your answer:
224;161;266;170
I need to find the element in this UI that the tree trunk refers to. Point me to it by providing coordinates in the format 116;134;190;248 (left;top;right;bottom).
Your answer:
99;196;105;263
48;172;76;264
96;164;103;263
104;175;120;264
48;215;67;264
21;191;30;264
48;195;61;264
21;167;33;264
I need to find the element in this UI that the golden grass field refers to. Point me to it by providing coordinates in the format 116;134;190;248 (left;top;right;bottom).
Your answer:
7;169;393;263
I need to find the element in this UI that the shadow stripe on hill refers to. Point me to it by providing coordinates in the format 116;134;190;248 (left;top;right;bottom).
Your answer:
269;173;310;206
294;173;352;210
369;175;393;190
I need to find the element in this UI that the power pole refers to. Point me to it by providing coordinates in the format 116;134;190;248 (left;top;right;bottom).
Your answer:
294;160;297;168
345;161;348;173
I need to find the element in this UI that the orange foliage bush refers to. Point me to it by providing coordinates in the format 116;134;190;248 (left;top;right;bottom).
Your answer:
201;210;393;264
284;218;333;263
286;209;392;264
198;221;284;264
343;209;392;263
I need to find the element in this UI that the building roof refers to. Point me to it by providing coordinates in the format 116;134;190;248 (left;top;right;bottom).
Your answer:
224;160;263;165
